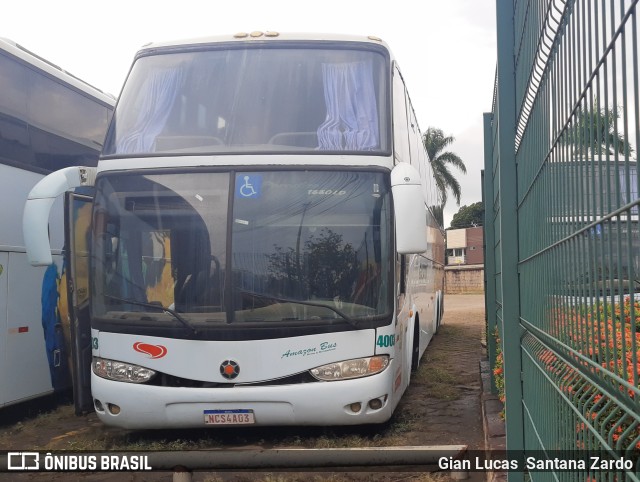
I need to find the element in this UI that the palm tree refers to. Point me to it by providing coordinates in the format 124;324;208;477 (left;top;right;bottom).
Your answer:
422;127;467;206
567;101;634;157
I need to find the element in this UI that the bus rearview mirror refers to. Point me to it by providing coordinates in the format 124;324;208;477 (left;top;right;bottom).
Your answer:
23;166;96;266
391;162;428;254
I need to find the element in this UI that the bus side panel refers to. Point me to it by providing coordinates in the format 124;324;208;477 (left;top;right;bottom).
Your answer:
0;163;68;407
419;260;433;342
1;253;57;406
0;251;7;407
0;165;58;247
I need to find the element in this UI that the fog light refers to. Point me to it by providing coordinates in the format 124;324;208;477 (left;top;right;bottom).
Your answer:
368;398;383;410
107;403;121;415
349;402;362;413
94;399;104;412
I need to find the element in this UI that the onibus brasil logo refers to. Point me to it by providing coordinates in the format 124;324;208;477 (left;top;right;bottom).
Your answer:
7;452;152;471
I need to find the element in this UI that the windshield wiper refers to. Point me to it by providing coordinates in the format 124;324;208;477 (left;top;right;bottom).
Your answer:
241;291;359;327
103;294;198;336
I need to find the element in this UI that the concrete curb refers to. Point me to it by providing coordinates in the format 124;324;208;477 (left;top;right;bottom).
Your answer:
480;360;507;482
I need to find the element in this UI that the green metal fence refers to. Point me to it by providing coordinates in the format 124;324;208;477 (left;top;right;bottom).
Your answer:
485;0;639;480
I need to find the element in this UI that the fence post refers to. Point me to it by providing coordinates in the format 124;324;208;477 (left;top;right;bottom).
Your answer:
483;113;498;394
495;0;525;474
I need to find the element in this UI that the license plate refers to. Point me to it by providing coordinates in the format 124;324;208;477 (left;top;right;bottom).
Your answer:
204;409;255;425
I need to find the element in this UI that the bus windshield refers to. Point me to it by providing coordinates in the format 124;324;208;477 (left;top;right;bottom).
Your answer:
103;45;390;156
91;170;392;328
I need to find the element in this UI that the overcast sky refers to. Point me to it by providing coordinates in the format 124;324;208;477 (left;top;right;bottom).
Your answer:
3;0;496;227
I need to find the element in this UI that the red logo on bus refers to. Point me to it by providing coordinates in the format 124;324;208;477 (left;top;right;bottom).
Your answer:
133;342;167;359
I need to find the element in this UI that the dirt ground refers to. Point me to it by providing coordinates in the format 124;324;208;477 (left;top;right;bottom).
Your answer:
0;294;487;482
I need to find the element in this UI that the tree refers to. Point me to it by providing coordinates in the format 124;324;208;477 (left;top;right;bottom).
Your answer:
429;204;444;227
567;101;634;157
422;127;467;207
450;202;484;229
267;228;358;299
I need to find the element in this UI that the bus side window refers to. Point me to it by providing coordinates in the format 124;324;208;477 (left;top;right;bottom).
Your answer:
408;104;420;169
392;66;410;164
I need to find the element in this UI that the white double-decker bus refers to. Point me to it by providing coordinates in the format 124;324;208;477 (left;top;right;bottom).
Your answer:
23;32;445;428
0;38;114;409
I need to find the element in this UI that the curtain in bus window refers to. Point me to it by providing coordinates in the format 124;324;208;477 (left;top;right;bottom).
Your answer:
317;61;379;151
116;69;183;153
619;167;638;214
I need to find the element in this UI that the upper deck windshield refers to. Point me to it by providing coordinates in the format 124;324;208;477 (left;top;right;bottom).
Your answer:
91;170;392;333
102;44;390;156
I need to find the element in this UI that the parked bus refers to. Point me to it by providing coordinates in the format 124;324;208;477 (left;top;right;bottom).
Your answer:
23;32;445;428
0;38;115;409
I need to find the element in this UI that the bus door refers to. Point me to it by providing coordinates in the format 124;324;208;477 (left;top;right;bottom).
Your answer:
64;191;94;414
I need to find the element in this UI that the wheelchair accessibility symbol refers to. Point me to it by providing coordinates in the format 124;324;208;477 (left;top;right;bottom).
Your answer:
236;174;262;199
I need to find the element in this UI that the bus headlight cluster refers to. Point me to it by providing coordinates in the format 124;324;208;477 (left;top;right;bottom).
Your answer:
92;357;156;384
310;355;389;381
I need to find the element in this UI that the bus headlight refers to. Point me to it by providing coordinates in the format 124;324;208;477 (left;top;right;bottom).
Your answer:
92;357;156;384
310;355;389;381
